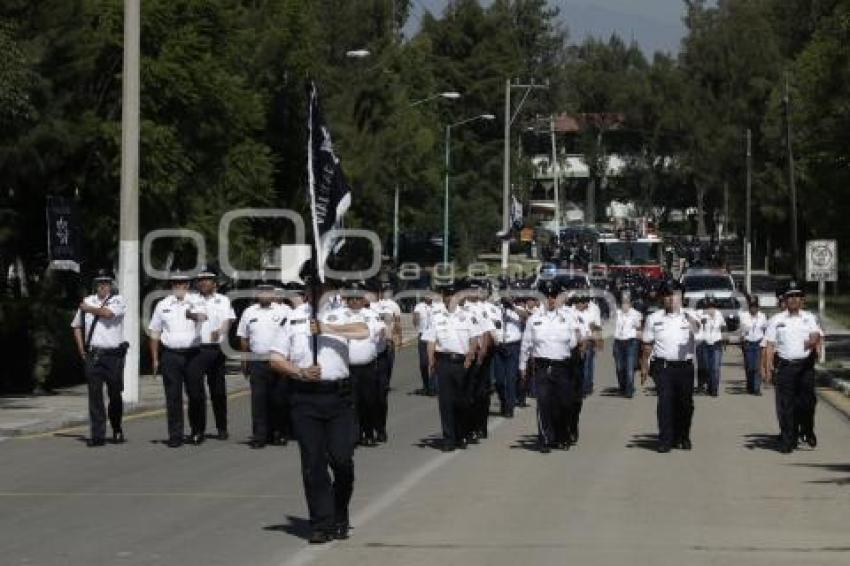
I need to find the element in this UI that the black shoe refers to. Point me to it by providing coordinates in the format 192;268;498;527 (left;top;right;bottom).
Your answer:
478;428;488;440
442;442;456;452
333;522;350;540
308;531;335;544
33;386;58;396
679;438;692;450
112;430;126;444
279;436;289;446
559;441;570;450
657;444;672;453
190;433;204;445
540;444;551;454
376;431;388;443
87;438;106;448
457;438;468;450
217;430;229;441
753;390;762;396
504;408;514;418
779;443;794;454
569;430;579;445
167;438;183;448
805;432;817;448
249;440;266;449
414;388;427;396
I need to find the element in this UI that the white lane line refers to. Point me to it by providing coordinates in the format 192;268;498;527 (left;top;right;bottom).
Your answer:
279;416;510;566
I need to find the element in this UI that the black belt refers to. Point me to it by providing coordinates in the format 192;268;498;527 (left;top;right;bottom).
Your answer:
744;340;763;345
350;361;376;369
199;343;222;350
656;359;692;368
437;352;466;364
290;378;352;394
533;357;570;368
163;346;198;354
87;346;124;355
776;357;808;366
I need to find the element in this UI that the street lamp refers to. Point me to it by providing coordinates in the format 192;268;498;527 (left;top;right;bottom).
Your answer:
409;92;462;107
345;49;371;59
444;113;496;264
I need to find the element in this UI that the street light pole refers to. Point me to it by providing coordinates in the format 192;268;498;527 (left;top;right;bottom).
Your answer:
500;80;548;275
784;73;799;277
444;114;496;265
745;128;752;294
119;0;140;404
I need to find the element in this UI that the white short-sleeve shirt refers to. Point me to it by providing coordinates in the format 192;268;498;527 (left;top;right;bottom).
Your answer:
764;309;823;361
197;292;236;344
148;294;206;349
71;294;127;349
642;309;698;361
236;303;287;355
270;306;355;381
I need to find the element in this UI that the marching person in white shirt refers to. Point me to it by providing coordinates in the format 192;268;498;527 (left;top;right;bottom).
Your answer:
520;280;581;452
612;292;643;398
71;269;128;447
237;283;289;449
413;294;435;395
739;295;768;395
641;280;702;453
424;282;482;451
190;266;236;440
148;270;208;447
369;282;402;442
697;296;726;397
345;281;386;447
492;284;527;417
762;281;824;453
268;279;369;544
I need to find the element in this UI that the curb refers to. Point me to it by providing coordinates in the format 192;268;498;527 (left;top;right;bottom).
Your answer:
816;369;850;420
3;380;250;439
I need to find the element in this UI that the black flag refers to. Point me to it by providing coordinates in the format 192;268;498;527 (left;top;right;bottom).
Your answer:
46;196;82;272
307;81;352;282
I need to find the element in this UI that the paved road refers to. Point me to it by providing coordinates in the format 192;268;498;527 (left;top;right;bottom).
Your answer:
1;346;848;566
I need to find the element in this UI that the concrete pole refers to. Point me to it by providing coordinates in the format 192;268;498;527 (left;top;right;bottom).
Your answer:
745;128;752;294
443;125;451;265
393;184;399;264
550;114;560;231
500;79;511;275
119;0;140;404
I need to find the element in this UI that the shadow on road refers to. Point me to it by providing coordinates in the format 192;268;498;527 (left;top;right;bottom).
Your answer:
626;433;659;451
792;463;850;486
725;379;751;395
264;515;312;540
53;433;88;443
413;434;444;451
742;433;783;452
509;434;543;453
600;387;626;398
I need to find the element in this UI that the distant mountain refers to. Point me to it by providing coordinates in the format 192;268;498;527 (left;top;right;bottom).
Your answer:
403;0;687;57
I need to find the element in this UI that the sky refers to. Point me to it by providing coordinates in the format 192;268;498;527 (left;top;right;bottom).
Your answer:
404;0;689;56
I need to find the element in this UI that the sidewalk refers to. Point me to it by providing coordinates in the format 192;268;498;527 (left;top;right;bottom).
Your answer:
814;312;850;419
0;373;250;439
0;319;421;439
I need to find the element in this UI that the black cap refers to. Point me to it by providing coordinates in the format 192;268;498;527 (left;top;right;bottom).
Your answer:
169;269;191;282
196;264;220;279
538;280;560;298
438;282;456;295
784;280;805;298
659;279;683;296
285;281;306;293
92;268;114;283
255;282;275;291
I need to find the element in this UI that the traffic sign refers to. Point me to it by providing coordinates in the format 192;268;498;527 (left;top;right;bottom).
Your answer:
806;239;837;282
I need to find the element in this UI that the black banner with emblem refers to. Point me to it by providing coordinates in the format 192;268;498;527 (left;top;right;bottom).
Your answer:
45;196;82;272
306;80;352;283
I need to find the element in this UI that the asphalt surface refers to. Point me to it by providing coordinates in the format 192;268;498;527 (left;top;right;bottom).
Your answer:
1;346;848;566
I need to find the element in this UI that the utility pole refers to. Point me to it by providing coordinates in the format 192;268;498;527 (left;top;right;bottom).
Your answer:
745;128;752;294
500;79;548;275
550;114;560;229
119;0;140;404
785;73;799;277
393;184;399;264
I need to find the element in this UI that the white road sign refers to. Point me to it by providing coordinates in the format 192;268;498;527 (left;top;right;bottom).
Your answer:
806;239;838;282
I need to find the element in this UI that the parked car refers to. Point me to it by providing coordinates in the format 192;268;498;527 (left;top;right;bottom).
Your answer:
680;268;743;332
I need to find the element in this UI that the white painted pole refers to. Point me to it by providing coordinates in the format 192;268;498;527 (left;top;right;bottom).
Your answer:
745;241;752;295
119;0;140;404
550;114;560;231
500;79;511;275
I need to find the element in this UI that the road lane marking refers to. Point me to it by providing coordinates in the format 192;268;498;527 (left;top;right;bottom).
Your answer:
279;416;509;566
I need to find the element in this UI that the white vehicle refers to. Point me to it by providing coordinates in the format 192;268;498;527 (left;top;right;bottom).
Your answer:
680;268;743;331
